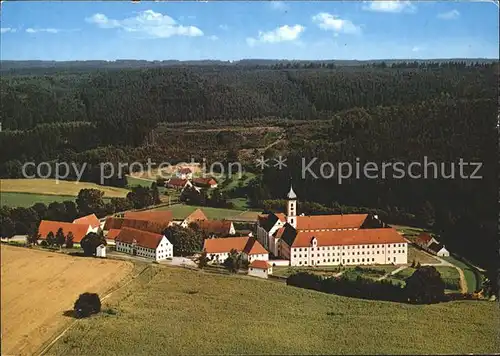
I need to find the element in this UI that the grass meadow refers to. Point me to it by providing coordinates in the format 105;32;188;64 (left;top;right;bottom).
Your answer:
153;203;260;221
49;265;499;355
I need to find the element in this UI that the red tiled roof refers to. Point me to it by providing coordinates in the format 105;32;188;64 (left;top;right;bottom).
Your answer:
194;219;233;236
106;229;121;240
192;177;217;186
115;227;164;249
73;214;100;229
184;208;207;223
203;236;267;255
104;217;124;230
290;228;406;248
416;233;433;244
178;168;192;174
124;210;173;224
249;260;270;269
296;214;368;230
275;213;287;222
38;220;89;243
167;178;188;187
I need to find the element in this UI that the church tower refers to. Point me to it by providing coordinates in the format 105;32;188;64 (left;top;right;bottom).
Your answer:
286;185;297;229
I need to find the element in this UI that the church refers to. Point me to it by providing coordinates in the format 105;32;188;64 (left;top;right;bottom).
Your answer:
256;186;408;267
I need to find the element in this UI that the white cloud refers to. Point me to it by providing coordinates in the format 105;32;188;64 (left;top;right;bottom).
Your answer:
85;10;204;38
25;28;60;34
219;24;229;31
246;24;305;46
312;13;362;35
208;35;219;41
270;1;288;11
362;1;416;13
437;9;460;20
412;46;422;52
0;27;16;34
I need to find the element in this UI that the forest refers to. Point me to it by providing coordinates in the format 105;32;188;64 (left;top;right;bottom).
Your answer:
0;61;497;278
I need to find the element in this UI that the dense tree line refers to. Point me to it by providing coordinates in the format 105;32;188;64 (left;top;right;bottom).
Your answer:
287;266;447;304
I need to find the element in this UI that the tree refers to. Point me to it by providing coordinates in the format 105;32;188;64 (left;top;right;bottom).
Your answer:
63;200;79;222
110;197;134;213
80;232;106;256
151;182;161;204
405;266;445;304
197;250;210;269
163;225;204;256
46;231;55;246
66;232;74;248
0;216;16;238
55;228;66;248
76;189;105;217
74;293;101;318
126;186;154;209
223;249;243;273
27;232;40;246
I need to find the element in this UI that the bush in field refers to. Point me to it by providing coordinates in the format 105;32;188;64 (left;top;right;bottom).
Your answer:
74;292;101;318
405;266;445;304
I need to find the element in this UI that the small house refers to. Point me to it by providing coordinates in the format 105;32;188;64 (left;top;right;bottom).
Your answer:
248;260;272;279
428;243;450;257
176;167;193;180
96;244;106;258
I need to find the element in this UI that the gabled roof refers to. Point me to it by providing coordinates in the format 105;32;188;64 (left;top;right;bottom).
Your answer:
73;214;101;229
106;229;121;240
192;177;217;186
124;210;173;224
296;214;368;231
428;242;447;253
104;217;124;231
38;220;89;243
178;167;192;174
193;219;233;236
249;260;271;269
167;178;189;187
203;236;267;255
284;228;406;248
115;227;166;250
416;233;433;245
184;208;208;223
259;213;285;232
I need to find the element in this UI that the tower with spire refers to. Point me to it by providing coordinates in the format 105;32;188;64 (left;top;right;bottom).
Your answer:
286;184;297;229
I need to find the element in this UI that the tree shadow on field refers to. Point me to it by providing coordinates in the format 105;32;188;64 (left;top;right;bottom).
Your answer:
68;252;87;258
62;310;76;318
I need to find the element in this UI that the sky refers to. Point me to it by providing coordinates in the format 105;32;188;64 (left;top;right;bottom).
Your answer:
0;1;498;61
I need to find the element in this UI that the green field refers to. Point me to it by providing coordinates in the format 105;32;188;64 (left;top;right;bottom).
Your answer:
273;265;398;279
152;204;260;221
443;256;480;292
48;265;499;355
0;192;77;207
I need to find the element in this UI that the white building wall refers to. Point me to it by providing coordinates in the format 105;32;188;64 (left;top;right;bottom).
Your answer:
247;253;269;263
155;236;173;261
289;242;408;267
248;267;269;279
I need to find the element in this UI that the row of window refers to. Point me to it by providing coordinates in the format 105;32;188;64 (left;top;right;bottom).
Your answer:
296;256;400;265
293;243;406;252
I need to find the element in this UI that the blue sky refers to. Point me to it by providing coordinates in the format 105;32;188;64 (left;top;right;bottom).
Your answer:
1;1;498;60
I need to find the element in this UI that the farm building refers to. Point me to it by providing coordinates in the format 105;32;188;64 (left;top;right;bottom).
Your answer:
192;177;218;189
415;233;439;248
73;214;101;233
38;220;91;245
177;208;208;228
166;178;191;190
105;229;121;245
115;227;173;261
192;219;236;237
203;236;268;264
176;167;193;180
428;243;450;257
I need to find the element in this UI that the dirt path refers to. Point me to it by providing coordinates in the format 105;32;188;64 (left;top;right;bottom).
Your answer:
377;265;408;281
422;256;468;294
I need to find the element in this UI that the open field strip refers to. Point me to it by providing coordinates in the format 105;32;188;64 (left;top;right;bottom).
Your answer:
151;203;260;221
49;265;500;355
1;179;130;198
0;245;133;356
